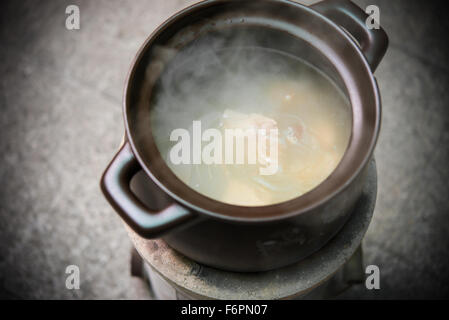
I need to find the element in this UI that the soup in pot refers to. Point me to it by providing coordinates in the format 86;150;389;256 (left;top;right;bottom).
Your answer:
150;47;352;206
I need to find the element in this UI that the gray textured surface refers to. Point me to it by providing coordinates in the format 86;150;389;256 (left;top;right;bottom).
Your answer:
0;0;448;299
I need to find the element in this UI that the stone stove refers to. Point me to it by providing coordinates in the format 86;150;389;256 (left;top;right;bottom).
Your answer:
128;160;377;299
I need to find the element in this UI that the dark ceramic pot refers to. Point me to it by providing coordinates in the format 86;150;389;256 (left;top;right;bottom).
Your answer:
101;0;388;272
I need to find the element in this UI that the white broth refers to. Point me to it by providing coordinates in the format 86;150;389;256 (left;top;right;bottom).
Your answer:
150;47;351;206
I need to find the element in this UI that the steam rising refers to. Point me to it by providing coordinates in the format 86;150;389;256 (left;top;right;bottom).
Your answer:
142;29;352;206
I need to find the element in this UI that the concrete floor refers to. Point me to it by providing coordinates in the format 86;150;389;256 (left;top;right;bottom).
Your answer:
0;0;448;299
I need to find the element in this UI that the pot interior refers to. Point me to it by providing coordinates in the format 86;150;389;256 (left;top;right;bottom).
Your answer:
125;0;379;220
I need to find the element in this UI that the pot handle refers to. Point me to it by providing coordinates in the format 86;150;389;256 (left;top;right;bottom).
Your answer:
101;142;195;238
311;0;388;71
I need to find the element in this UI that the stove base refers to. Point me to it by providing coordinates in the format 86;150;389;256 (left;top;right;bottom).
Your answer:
140;245;363;300
128;159;377;300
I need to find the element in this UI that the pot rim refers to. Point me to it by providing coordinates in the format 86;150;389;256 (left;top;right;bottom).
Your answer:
123;0;381;223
